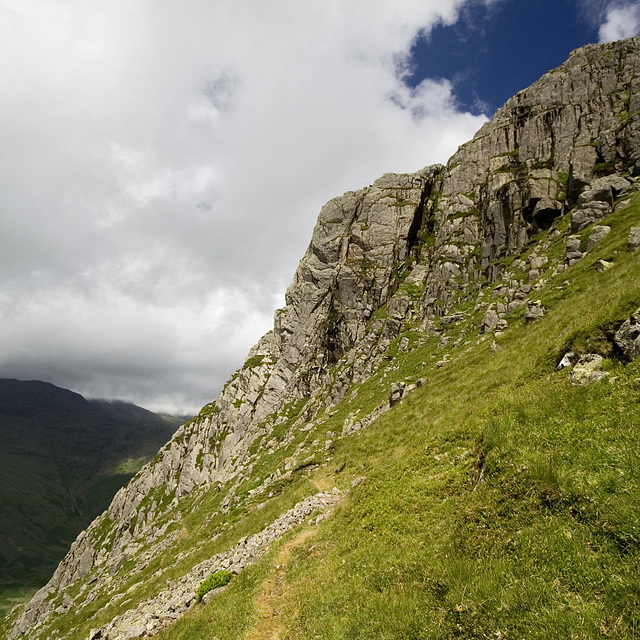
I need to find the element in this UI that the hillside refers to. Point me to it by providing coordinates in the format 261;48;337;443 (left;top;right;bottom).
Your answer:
4;37;640;639
0;380;181;617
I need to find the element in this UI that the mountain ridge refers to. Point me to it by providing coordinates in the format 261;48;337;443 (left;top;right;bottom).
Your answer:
6;36;640;639
0;378;181;618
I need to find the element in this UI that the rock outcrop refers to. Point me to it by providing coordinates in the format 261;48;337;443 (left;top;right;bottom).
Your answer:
10;36;640;640
615;307;640;360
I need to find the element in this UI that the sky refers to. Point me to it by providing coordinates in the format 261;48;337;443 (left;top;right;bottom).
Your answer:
1;0;639;416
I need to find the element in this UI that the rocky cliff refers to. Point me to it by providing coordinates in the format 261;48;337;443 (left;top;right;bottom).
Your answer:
8;36;640;640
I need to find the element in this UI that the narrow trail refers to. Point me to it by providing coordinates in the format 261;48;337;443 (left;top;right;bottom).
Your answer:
243;528;317;640
312;478;333;491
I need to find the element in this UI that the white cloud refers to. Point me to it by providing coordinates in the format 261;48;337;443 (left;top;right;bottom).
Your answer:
0;0;490;413
599;1;640;42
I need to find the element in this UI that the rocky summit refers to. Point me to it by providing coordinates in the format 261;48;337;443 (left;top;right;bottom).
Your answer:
6;37;640;640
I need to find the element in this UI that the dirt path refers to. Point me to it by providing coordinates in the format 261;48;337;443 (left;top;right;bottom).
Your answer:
243;528;316;640
312;478;333;491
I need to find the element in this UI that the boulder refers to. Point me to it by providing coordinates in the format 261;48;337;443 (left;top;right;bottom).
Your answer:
595;259;613;272
571;176;631;232
389;382;406;406
614;308;640;360
481;308;499;333
571;201;611;232
570;354;609;385
566;235;583;262
525;300;545;322
557;351;579;369
577;176;624;207
587;225;610;249
628;227;640;251
529;255;548;270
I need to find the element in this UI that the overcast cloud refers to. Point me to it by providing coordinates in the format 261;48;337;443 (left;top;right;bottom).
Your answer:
7;0;619;415
598;1;640;42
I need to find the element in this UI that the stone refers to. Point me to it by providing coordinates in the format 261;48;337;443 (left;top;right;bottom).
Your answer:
481;308;499;333
595;259;613;272
614;308;640;360
525;300;545;322
570;354;609;385
441;312;465;325
577;180;614;207
628;227;640;251
529;255;548;270
587;225;610;249
557;351;579;369
565;236;583;262
571;201;611;232
389;382;406;406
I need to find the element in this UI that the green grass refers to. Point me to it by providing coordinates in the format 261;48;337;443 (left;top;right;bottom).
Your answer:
196;570;232;602
281;367;640;639
137;194;640;639
153;544;277;640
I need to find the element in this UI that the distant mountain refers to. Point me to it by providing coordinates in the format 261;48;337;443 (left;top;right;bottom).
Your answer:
0;379;182;614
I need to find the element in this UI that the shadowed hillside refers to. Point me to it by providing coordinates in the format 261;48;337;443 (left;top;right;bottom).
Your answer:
0;379;181;616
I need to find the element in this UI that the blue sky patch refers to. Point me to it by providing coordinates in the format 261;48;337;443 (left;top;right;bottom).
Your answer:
406;0;600;115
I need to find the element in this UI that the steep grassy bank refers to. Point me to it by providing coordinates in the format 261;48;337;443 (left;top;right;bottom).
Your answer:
7;196;640;639
129;198;640;638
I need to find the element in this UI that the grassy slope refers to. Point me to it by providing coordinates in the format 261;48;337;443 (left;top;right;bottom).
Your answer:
152;195;640;639
8;194;640;639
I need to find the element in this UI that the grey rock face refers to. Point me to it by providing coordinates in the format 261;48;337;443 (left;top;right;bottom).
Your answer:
444;37;640;277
